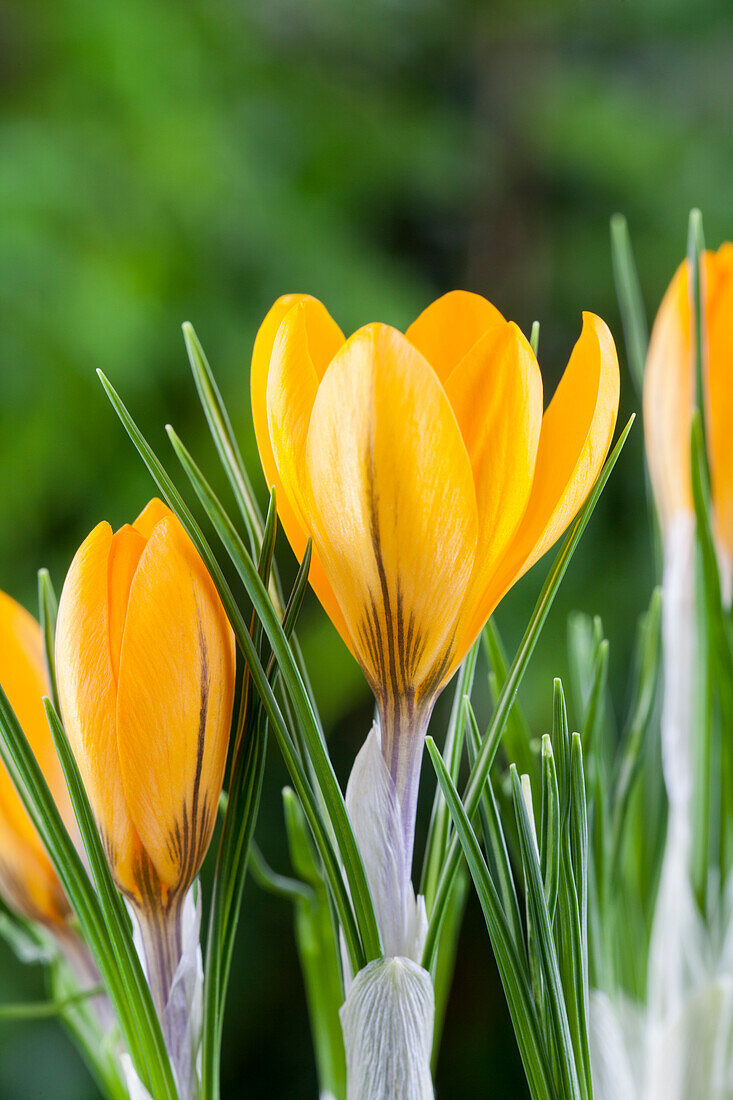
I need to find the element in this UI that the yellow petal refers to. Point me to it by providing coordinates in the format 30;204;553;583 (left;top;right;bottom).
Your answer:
488;313;620;603
305;323;478;699
0;591;72;923
251;295;353;647
132;497;172;540
115;513;235;894
107;525;147;683
705;245;733;556
445;322;543;660
643;261;693;531
405;290;505;383
56;522;142;893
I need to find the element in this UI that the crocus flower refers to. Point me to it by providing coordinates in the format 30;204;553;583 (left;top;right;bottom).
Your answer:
644;243;733;602
0;590;74;926
252;290;619;952
56;498;235;1094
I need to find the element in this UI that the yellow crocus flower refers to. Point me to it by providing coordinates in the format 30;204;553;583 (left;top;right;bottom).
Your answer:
55;498;235;931
0;590;74;926
644;244;733;587
251;290;619;890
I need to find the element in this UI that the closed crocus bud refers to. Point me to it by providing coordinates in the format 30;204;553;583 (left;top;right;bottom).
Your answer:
0;591;75;927
56;498;235;1096
644;244;733;603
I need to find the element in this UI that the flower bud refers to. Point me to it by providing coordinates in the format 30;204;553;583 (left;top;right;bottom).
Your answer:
0;590;74;926
55;499;236;913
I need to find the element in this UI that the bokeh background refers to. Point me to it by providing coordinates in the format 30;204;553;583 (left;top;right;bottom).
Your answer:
0;0;731;1095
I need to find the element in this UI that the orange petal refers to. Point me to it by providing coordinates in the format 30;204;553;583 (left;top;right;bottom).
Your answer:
0;591;72;923
56;522;142;893
405;290;505;383
488;313;620;603
305;323;478;699
132;497;172;540
643;261;694;532
107;524;147;682
115;513;235;894
705;245;733;557
251;296;353;647
445;322;543;660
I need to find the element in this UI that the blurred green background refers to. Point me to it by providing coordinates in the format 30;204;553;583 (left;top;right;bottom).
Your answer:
0;0;731;1095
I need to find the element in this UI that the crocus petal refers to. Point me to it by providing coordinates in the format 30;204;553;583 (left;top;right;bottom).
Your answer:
107;525;147;683
643;262;693;533
0;592;72;922
305;323;478;699
488;313;620;603
115;513;235;893
252;295;352;646
445;322;543;663
56;522;141;891
706;245;733;557
405;290;506;383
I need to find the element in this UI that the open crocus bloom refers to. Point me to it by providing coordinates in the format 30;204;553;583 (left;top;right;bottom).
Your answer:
252;290;619;916
644;244;733;600
0;591;75;926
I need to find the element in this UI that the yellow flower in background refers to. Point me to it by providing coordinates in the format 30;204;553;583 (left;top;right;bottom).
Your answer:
252;291;620;712
55;499;236;919
644;244;733;569
0;591;74;926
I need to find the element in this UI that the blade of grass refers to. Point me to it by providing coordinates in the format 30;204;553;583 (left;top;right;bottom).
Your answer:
423;415;634;970
182;322;266;565
610;213;648;396
0;687;175;1100
427;738;553;1100
512;766;581;1099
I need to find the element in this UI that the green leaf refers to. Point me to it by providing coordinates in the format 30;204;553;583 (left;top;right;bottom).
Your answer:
0;986;104;1021
530;321;540;357
610;213;648;396
37;569;60;714
283;789;347;1100
512;766;581;1099
421;640;480;907
43;701;178;1100
426;738;554;1100
464;699;524;955
182;322;266;565
0;685;176;1100
540;737;560;921
422;414;634;970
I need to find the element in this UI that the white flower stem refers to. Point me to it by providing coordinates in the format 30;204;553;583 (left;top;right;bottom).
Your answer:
133;890;202;1100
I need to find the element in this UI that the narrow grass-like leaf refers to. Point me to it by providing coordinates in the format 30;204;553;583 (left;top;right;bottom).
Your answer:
464;699;524;954
610;213;648;396
43;701;177;1100
421;640;480;906
37;569;60;714
249;842;314;904
483;619;536;780
96;370;375;971
511;765;581;1099
0;686;175;1099
530;321;540;357
423;415;634;970
427;738;554;1100
0;986;104;1021
283;789;347;1100
540;737;560;921
182;322;266;564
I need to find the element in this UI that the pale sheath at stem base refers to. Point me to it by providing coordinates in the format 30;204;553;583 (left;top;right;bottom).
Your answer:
124;887;203;1100
341;722;434;1100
